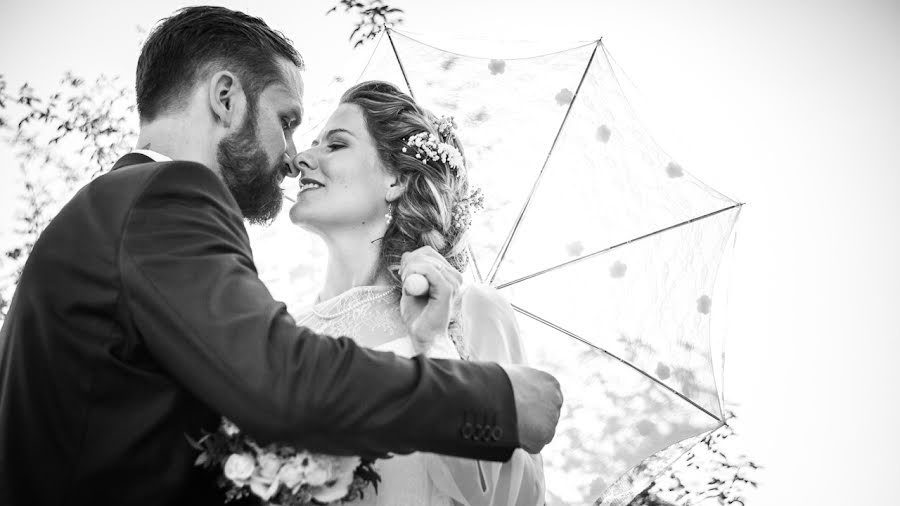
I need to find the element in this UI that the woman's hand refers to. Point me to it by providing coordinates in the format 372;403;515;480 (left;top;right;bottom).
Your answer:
398;246;462;354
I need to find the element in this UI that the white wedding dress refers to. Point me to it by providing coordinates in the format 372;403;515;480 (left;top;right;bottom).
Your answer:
293;284;545;506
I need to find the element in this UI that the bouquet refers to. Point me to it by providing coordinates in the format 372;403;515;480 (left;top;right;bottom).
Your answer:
189;418;380;505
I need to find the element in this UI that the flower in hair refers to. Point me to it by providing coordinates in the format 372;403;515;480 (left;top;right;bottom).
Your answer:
434;115;458;137
451;187;485;235
401;131;465;174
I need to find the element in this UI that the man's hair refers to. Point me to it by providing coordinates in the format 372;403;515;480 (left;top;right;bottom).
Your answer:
340;81;473;283
136;6;304;122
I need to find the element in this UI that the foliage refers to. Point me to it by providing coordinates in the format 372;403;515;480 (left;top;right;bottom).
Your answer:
326;0;404;48
0;73;138;318
625;419;759;506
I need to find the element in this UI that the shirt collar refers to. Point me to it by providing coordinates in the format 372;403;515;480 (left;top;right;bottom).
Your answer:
131;149;173;163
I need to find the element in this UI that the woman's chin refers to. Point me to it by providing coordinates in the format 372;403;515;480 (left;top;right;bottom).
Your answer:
288;204;312;227
288;207;325;235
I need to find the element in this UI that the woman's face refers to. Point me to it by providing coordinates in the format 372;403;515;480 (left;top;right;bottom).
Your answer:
289;103;396;235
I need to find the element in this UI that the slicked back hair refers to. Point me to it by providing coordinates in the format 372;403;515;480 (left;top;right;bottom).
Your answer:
136;6;303;122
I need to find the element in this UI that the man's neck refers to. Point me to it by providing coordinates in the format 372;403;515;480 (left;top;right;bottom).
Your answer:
135;115;221;177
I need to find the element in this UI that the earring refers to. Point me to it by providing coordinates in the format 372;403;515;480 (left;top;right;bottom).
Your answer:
385;203;394;226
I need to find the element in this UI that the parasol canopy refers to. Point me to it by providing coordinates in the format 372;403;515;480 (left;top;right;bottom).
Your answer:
285;29;743;506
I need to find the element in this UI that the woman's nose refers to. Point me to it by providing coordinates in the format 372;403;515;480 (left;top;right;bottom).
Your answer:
291;150;317;175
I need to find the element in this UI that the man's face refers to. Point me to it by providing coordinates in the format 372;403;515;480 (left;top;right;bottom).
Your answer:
217;59;303;225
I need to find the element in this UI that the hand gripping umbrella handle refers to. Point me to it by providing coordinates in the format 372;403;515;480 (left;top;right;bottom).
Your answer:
403;273;430;296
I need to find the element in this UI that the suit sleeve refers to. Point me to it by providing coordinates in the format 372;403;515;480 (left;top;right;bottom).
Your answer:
118;162;519;461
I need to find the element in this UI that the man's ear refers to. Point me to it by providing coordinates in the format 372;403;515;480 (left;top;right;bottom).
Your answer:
208;70;245;128
385;175;406;203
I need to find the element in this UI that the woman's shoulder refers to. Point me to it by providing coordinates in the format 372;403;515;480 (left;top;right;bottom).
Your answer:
457;282;529;364
460;283;514;320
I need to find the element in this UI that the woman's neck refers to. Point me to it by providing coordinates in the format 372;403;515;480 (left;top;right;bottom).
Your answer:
318;226;393;301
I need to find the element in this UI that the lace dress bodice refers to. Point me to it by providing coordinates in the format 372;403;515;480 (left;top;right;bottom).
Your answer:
293;286;457;506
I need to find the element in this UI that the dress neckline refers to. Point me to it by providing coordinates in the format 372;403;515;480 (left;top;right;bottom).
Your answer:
314;284;398;306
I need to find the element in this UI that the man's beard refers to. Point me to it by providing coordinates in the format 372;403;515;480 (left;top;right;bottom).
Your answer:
217;115;285;226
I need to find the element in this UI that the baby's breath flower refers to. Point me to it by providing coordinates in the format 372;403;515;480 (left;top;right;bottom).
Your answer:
451;187;485;235
403;131;465;174
434;115;458;136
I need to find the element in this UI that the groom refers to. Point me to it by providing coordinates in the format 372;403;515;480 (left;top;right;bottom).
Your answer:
0;6;562;506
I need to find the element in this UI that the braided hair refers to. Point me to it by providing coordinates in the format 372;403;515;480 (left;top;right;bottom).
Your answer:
340;81;473;284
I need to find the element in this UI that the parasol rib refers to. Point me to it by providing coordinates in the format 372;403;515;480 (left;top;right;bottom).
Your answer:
495;203;743;290
388;29;599;61
511;303;721;423
467;244;485;283
386;29;416;100
486;40;602;284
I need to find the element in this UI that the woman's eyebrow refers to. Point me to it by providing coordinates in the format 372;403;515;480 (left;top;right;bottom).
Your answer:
311;128;355;146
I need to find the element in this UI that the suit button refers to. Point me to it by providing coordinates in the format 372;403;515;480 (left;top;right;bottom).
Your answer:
473;424;483;441
479;425;491;441
461;422;474;440
491;426;503;441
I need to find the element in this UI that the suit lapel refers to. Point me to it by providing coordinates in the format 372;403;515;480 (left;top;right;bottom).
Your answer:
111;152;154;171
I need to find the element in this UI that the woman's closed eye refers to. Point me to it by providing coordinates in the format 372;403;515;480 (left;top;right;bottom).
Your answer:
326;142;345;151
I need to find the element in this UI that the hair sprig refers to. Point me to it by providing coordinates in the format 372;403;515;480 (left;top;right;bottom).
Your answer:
451;187;485;235
401;131;466;174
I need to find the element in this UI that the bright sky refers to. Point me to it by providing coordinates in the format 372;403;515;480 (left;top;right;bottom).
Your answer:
3;0;900;504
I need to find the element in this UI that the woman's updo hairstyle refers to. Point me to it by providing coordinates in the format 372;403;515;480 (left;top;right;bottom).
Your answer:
340;80;473;284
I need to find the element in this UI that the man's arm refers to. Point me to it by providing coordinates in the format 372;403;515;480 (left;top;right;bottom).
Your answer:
118;162;519;460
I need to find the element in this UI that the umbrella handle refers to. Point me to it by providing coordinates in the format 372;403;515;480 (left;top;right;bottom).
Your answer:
403;273;430;297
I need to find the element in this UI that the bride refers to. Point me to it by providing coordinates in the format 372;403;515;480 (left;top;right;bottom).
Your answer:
287;81;545;505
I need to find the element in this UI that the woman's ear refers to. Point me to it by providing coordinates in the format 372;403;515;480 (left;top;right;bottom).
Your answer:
385;174;406;203
208;70;245;128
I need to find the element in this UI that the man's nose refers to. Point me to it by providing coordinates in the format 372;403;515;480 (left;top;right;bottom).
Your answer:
283;137;300;178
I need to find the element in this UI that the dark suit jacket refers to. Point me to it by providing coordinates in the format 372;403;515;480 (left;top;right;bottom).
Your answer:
0;153;519;506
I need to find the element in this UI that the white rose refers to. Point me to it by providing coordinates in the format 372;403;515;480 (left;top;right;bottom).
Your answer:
223;453;255;482
277;460;306;490
257;452;281;481
304;460;330;487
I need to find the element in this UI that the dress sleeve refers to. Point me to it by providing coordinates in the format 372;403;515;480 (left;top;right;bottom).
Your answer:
424;284;546;505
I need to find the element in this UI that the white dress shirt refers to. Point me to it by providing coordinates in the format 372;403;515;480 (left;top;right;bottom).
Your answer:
131;149;173;163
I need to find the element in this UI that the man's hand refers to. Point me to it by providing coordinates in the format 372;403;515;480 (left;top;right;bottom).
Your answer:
501;364;563;454
398;246;463;353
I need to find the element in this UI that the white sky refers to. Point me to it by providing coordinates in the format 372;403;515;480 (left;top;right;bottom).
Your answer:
3;0;900;504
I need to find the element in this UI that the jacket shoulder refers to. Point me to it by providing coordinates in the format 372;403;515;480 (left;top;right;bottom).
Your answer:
92;160;236;217
102;160;225;194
